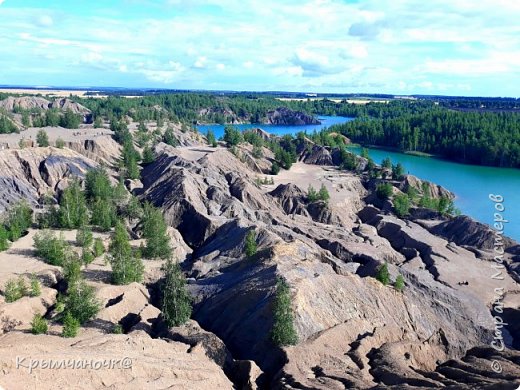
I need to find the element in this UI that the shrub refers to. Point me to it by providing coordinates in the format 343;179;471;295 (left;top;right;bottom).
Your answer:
5;201;33;242
64;280;100;324
81;249;95;266
30;275;41;297
271;162;280;175
107;222;144;285
142;204;172;259
244;230;257;258
33;231;69;266
394;274;405;291
4;279;22;303
61;312;80;338
317;184;330;203
307;185;319;202
376;183;393;200
63;252;82;286
55;137;65;149
142;145;155;165
161;259;192;327
31;314;48;335
76;225;93;248
376;262;390;285
206;130;217;147
223;125;243;146
90;198;117;231
392;163;405;180
270;279;298;346
58;180;88;229
36;129;49;147
93;238;105;257
393;193;411;217
382;157;392;169
0;225;9;252
112;324;124;334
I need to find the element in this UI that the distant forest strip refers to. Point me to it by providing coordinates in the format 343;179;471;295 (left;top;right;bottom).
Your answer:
1;92;519;168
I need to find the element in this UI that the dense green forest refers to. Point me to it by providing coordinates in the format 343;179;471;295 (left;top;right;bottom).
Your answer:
327;108;520;168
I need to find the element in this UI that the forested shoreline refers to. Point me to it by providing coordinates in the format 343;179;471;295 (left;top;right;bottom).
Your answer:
1;92;519;168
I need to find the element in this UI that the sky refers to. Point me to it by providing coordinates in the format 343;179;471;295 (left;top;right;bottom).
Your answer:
0;0;519;96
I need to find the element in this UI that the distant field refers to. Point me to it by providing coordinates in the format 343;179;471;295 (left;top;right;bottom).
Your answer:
277;97;390;104
0;88;95;97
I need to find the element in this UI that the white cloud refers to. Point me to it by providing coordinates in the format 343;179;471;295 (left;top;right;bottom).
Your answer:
193;56;207;69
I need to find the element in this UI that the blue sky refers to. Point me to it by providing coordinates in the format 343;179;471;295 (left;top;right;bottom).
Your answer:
0;0;519;96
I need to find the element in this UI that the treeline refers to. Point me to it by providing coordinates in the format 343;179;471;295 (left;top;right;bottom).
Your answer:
329;109;520;167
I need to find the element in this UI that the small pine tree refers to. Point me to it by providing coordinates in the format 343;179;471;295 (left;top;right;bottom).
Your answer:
76;225;93;248
0;225;9;252
307;185;319;202
392;163;405;180
318;184;330;203
142;204;172;259
93;238;105;257
270;279;298;346
393;193;411;217
58;180;88;229
55;137;65;148
161;258;192;327
394;274;405;291
61;312;80;338
30;275;41;297
376;183;393;200
107;222;144;285
64;280;100;324
31;314;48;335
206;130;217;147
244;230;257;258
142;145;155;165
4;279;22;303
36;129;49;147
271;162;280;175
376;262;390;286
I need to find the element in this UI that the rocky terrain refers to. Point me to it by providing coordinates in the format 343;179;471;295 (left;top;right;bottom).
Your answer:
196;106;320;125
0;96;92;126
0;123;518;389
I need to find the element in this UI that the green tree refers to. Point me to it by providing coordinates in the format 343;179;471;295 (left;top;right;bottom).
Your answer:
244;230;257;258
270;279;298;346
340;150;357;171
376;183;393;200
76;225;93;248
33;231;69;266
142;145;155;165
163;127;177;146
4;279;22;303
90;198;117;231
376;262;390;285
58;180;88;229
55;137;65;148
223;125;243;146
64;280;100;324
107;222;144;285
5;201;33;242
93;238;105;257
61;312;80;338
392;163;405;180
30;275;41;297
393;193;411;217
382;157;392;169
161;258;192;327
21;112;31;127
85;167;112;201
0;225;9;251
60;109;81;129
206;130;217;147
93;116;103;129
361;148;369;159
31;314;48;335
271;162;280;175
307;185;319;202
36;129;49;147
318;184;330;203
394;274;405;291
142;204;172;259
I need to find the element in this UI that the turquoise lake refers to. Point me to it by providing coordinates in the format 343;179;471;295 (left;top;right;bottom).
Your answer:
198;117;520;241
